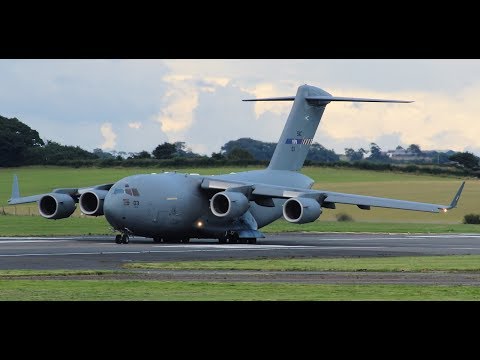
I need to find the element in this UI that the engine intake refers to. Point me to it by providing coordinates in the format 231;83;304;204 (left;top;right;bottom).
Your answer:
39;193;76;219
79;190;109;216
210;191;250;218
283;197;322;224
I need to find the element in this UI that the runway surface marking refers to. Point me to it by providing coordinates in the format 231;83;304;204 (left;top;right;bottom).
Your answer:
407;234;480;238
0;240;69;244
3;244;474;258
0;244;319;258
152;244;316;249
0;237;77;241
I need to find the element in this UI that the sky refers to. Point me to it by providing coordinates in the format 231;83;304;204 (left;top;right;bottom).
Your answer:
1;59;480;156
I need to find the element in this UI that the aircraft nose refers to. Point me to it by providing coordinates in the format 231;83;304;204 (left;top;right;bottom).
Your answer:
103;195;124;229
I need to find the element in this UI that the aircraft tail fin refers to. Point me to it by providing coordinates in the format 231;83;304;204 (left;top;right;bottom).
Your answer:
243;85;412;171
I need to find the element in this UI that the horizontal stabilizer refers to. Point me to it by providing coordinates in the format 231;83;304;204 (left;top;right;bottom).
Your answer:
242;96;296;102
243;96;412;103
306;96;413;103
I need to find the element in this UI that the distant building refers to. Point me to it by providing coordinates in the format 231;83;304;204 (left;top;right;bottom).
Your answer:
386;148;453;163
387;148;421;161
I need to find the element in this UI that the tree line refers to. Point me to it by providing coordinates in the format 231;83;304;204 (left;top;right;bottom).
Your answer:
1;115;479;175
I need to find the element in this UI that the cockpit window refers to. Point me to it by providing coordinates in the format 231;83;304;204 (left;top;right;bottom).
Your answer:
112;187;140;196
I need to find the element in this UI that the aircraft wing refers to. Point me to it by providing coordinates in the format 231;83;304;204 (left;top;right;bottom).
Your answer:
7;175;114;205
201;178;465;213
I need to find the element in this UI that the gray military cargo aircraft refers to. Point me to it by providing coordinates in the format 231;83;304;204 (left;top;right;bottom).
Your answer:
8;84;465;244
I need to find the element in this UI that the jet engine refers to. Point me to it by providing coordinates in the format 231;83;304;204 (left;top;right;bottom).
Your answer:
210;191;250;218
79;190;109;216
283;197;322;224
39;193;76;219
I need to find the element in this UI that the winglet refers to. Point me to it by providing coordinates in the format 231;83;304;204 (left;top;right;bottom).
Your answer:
11;174;20;200
444;181;465;210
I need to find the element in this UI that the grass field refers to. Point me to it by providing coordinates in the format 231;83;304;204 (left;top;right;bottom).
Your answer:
0;166;479;235
1;167;478;301
124;255;480;272
2;256;480;300
2;280;480;300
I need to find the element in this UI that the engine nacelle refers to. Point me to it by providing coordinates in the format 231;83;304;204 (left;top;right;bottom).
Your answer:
210;191;250;218
283;197;322;224
79;190;109;216
39;193;76;219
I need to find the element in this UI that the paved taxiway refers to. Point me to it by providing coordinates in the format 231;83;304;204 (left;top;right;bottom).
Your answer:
1;232;480;270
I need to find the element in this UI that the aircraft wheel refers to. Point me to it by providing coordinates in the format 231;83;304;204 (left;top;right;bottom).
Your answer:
115;235;121;244
121;234;129;244
219;238;227;244
153;237;162;243
181;238;190;243
247;238;257;244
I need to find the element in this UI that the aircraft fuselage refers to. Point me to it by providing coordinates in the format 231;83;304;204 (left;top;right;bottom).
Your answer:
103;170;314;240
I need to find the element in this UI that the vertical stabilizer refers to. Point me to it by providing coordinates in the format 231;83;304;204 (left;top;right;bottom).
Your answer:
267;85;329;171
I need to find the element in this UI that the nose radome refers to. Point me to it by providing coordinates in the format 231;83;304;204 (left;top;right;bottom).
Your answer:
103;194;123;229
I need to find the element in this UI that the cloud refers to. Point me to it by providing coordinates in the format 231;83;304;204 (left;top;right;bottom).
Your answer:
316;85;480;154
155;72;231;144
128;122;142;129
156;79;199;134
0;59;170;153
3;59;480;157
239;82;295;120
100;123;117;150
184;84;280;155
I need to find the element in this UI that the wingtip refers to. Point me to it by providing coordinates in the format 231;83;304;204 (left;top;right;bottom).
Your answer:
447;181;466;209
11;174;20;199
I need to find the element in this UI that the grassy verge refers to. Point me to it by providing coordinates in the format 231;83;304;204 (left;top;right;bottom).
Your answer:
3;255;480;300
0;270;117;277
124;255;480;272
1;280;480;300
0;215;112;236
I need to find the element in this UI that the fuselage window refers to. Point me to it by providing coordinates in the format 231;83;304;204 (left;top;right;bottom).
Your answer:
132;188;140;196
113;188;124;195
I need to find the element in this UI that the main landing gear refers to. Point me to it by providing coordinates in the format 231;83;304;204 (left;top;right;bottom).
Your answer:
115;233;129;244
219;233;257;244
152;237;190;243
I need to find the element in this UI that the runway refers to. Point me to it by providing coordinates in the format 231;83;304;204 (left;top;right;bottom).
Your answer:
1;232;480;270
